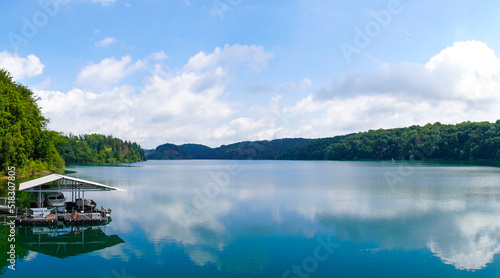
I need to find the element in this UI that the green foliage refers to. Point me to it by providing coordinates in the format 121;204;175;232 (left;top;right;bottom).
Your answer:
147;143;191;159
58;133;147;163
276;136;352;160
278;121;500;161
0;69;64;176
149;121;500;162
212;139;312;159
147;139;312;160
0;69;146;176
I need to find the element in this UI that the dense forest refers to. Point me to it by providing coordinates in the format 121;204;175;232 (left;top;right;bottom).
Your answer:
147;139;312;160
0;69;146;176
149;121;500;162
279;121;500;161
58;133;146;163
0;70;64;176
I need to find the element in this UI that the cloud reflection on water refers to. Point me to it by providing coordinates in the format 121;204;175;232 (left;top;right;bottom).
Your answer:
71;161;500;271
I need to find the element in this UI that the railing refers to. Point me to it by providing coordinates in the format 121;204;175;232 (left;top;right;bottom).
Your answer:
0;215;15;225
0;197;30;224
0;197;11;211
0;197;28;209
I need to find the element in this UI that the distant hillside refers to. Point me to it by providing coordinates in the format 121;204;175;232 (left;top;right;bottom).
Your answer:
58;134;147;163
275;135;354;160
147;143;211;159
147;138;312;160
278;121;500;161
148;120;500;162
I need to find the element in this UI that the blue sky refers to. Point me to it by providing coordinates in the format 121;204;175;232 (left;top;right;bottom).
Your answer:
2;0;500;148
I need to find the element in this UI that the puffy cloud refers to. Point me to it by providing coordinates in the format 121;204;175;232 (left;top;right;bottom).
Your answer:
94;37;117;47
36;86;137;136
38;46;257;147
39;41;500;148
315;41;500;103
130;68;235;145
273;40;500;138
184;44;274;72
190;40;500;143
0;51;44;80
76;55;145;90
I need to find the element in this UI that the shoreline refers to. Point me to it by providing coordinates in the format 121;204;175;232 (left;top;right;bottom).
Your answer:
1;170;55;181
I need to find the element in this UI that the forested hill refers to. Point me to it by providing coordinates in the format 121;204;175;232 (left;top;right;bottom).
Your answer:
147;138;312;160
0;70;64;176
0;69;146;176
58;134;147;163
149;121;500;161
278;121;500;161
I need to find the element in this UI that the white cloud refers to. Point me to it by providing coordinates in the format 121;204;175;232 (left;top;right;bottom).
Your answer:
130;68;235;145
39;41;500;148
38;55;235;146
178;40;500;144
36;86;137;136
94;37;117;47
0;51;44;80
36;44;276;147
76;55;144;90
91;0;116;6
184;44;274;72
149;51;168;61
271;40;500;139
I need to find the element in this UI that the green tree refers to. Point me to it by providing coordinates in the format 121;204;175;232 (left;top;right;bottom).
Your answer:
0;69;64;175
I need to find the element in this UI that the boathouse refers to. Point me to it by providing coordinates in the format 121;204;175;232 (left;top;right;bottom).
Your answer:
16;174;124;226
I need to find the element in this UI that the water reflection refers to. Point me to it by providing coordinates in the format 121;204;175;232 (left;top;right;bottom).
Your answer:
427;213;500;270
17;225;124;259
68;161;500;273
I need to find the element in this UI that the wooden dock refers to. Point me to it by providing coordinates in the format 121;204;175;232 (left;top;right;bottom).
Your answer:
15;212;109;226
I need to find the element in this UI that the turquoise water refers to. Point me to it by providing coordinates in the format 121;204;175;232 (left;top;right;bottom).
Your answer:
5;160;500;277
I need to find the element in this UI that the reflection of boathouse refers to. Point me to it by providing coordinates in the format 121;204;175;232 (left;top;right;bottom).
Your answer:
17;225;124;259
16;174;124;226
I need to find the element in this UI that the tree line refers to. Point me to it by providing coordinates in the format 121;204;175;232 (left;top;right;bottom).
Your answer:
0;69;146;176
58;133;146;164
277;121;500;161
147;139;312;160
149;121;500;162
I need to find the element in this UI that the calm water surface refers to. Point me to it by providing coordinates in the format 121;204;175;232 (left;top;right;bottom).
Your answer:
5;160;500;277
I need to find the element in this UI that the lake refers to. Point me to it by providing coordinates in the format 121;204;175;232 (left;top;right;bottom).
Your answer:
4;160;500;277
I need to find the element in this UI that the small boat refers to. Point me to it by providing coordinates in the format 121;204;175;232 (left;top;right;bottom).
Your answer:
30;208;53;219
45;192;66;213
75;198;97;209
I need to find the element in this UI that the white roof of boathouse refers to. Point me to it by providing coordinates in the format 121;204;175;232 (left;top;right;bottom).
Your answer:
19;174;125;192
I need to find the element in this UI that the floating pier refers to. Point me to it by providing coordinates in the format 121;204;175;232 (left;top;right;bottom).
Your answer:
15;212;109;226
14;174;123;227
